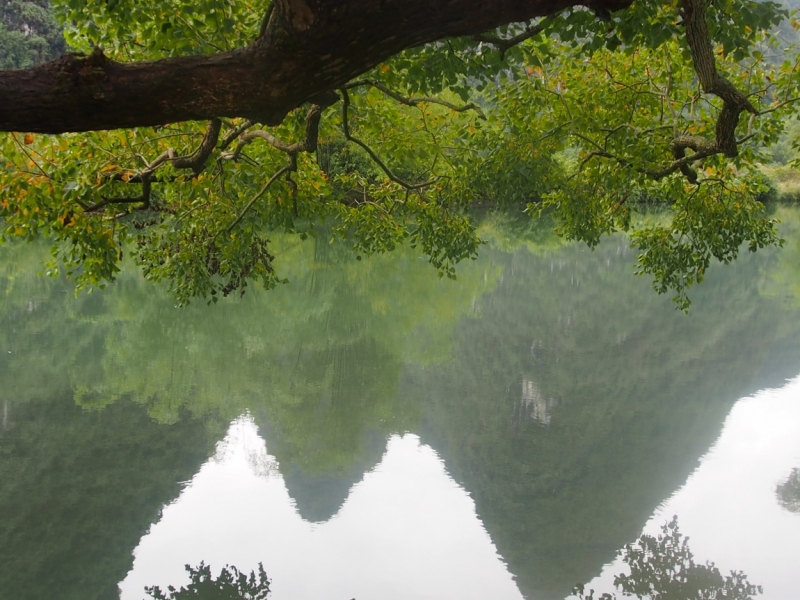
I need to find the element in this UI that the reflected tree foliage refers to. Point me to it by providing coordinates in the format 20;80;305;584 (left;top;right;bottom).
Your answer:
412;212;800;599
145;563;270;600
0;396;220;600
0;231;497;477
2;208;800;599
776;468;800;513
574;518;762;600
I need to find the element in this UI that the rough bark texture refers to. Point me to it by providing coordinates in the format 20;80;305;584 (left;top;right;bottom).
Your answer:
681;0;756;157
0;0;631;133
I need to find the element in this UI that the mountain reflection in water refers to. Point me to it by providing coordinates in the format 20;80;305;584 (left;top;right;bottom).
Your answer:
1;207;800;599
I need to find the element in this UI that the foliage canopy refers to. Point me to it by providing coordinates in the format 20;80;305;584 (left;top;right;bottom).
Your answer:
2;0;800;307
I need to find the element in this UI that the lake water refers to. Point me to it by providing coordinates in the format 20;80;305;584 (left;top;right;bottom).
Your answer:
1;207;800;600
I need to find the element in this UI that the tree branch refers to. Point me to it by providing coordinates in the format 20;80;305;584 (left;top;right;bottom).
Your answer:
0;0;632;133
680;0;756;158
344;79;486;119
473;18;550;60
84;175;153;212
222;91;338;161
172;118;222;172
225;165;292;234
219;120;255;151
340;88;436;190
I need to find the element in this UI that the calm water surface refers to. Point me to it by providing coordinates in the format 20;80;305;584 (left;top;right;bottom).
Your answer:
1;207;800;599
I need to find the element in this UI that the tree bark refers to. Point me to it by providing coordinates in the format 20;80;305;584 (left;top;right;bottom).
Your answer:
680;0;755;157
0;0;630;133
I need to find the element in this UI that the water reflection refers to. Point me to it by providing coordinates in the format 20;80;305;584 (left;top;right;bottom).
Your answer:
519;378;557;426
120;417;521;600
578;376;800;600
776;469;800;514
1;208;800;599
573;518;762;600
145;563;270;600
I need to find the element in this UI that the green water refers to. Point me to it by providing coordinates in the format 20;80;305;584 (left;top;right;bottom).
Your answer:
2;206;800;600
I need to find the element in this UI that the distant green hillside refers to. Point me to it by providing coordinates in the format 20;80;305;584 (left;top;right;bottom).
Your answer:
0;0;64;68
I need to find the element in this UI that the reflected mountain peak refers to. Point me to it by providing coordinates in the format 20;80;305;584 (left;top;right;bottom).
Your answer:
212;414;281;480
4;209;800;598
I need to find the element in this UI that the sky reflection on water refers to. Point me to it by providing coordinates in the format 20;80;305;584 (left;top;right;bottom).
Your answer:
578;375;800;600
5;208;800;600
120;420;522;600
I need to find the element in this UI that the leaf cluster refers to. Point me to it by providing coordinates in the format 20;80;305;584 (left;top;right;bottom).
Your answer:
2;0;800;307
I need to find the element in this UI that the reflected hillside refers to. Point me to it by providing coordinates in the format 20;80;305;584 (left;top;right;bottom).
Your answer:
572;517;762;600
0;396;219;600
412;221;800;599
0;233;497;462
2;208;800;599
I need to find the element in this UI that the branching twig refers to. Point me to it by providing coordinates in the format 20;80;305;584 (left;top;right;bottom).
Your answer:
11;134;50;179
340;88;436;190
681;0;756;158
473;18;552;60
84;176;152;212
172;118;222;172
344;79;486;119
219;119;254;151
225;165;291;234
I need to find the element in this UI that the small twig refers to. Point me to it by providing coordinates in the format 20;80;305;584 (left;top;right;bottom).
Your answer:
473;17;552;60
225;165;291;235
340;88;436;190
10;134;50;178
84;176;152;212
757;96;800;116
219;119;254;152
344;79;485;119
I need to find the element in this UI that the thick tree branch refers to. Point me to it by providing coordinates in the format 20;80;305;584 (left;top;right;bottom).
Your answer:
172;118;222;172
0;0;631;133
680;0;756;158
